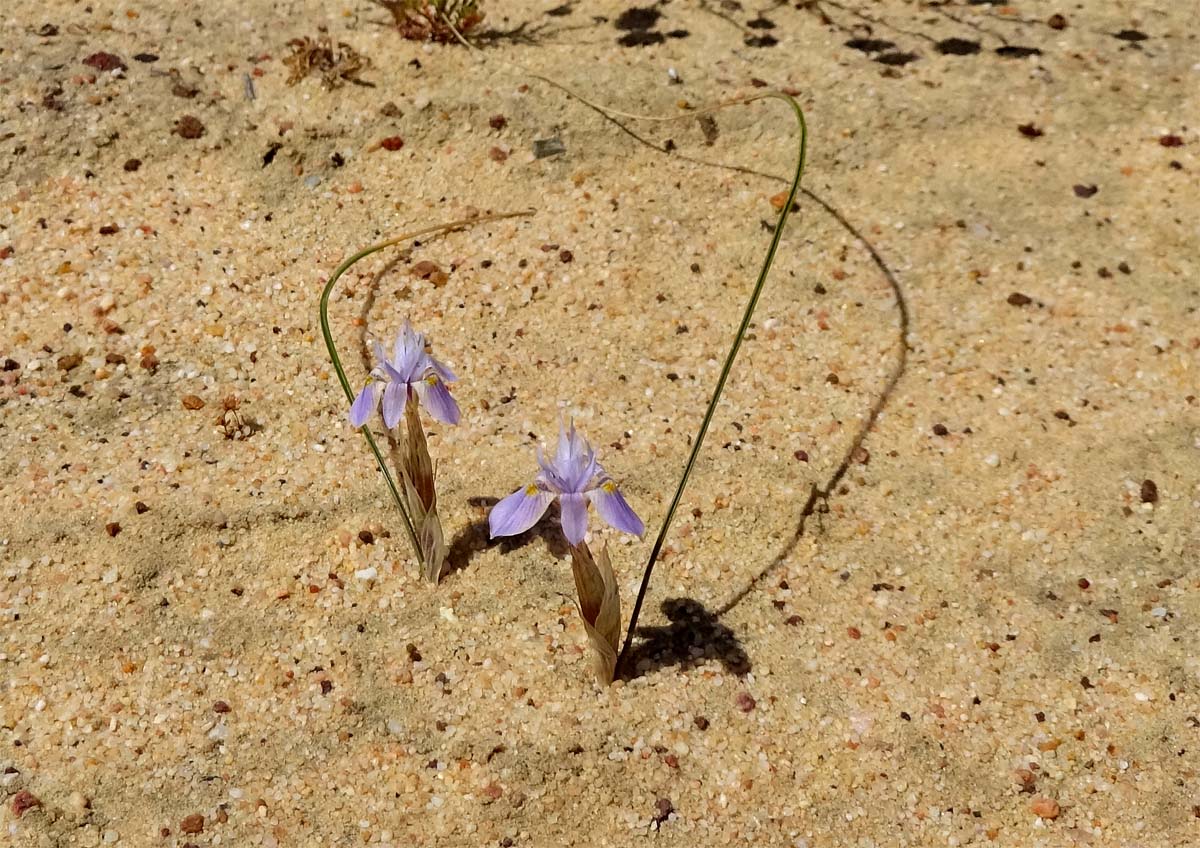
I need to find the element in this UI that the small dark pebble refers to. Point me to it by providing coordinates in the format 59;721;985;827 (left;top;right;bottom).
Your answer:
937;38;980;56
135;501;149;514
619;31;665;47
1018;123;1044;139
58;353;83;371
996;45;1041;58
693;716;709;730
1159;135;1184;148
559;249;574;263
1054;410;1072;421
1007;292;1033;307
358;530;375;545
133;52;159;63
83;51;127;72
123;158;142;172
932;423;949;436
1118;261;1132;274
652;797;674;826
320;680;334;695
1047;13;1068;29
1073;184;1098;198
793;449;809;462
213;700;231;713
615;7;661;30
1077;578;1090;590
489;114;507;130
2;358;20;371
1081;676;1094;689
845;38;895;53
785;614;803;626
12;791;42;818
690;263;700;273
735;692;756;712
900;711;911;721
1140;479;1158;504
1113;29;1148;42
875;51;918;66
814;283;827;295
174;115;205;139
99;224;119;235
379;136;404;151
105;522;122;537
533;138;566;159
38;24;59;37
1097;267;1112;279
262;143;282;167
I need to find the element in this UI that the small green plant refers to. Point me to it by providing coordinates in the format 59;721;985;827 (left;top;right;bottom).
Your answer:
372;1;484;42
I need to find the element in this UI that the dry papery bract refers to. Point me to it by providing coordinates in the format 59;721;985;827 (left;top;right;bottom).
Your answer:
371;0;484;43
283;35;371;89
570;543;622;685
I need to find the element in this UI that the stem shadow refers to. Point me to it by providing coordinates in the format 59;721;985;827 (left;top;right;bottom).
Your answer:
714;193;911;617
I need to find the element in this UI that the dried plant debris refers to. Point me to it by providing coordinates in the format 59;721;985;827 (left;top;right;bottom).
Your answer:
283;36;371;89
371;1;484;43
570;542;622;685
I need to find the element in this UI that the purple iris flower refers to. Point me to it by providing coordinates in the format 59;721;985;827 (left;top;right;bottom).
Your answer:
348;321;460;428
489;420;645;546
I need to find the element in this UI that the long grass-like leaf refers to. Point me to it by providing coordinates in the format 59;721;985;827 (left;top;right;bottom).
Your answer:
319;212;533;567
616;94;809;675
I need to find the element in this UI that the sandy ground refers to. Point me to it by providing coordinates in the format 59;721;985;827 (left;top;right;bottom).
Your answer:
2;1;1199;845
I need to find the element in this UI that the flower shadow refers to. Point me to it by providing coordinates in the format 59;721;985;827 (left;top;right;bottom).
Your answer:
445;495;571;575
620;597;751;680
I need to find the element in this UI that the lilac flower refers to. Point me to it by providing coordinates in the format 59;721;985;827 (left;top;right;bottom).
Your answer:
489;420;644;546
348;322;460;428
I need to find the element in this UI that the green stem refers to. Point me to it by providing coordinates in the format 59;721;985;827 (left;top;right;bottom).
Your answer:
617;93;809;675
321;239;422;560
319;212;533;568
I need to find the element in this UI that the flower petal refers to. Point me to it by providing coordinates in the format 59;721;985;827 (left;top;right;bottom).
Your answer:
587;481;645;538
535;445;568;493
348;382;378;428
488;485;554;538
392;321;429;382
381;381;407;429
429;355;457;384
559;492;589;546
549;419;599;493
416;375;460;425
